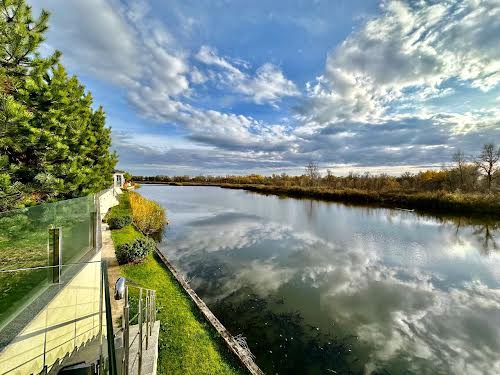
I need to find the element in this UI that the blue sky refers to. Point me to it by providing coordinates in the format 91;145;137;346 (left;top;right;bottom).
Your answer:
34;0;500;176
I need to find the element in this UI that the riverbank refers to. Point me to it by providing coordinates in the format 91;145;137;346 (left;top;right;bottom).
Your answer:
136;181;500;218
108;191;246;374
120;253;246;374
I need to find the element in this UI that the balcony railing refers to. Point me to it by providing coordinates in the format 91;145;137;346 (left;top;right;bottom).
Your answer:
0;260;116;374
115;281;157;375
0;188;158;375
0;194;99;332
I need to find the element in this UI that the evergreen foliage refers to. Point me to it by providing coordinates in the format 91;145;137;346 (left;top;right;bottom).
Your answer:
108;214;133;230
115;236;155;265
0;0;116;211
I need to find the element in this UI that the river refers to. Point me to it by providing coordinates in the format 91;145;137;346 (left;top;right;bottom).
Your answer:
139;185;500;375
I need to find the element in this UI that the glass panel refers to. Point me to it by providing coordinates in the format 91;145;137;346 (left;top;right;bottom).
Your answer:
0;261;103;374
54;195;95;265
0;195;97;331
0;268;51;332
0;203;54;328
0;203;52;271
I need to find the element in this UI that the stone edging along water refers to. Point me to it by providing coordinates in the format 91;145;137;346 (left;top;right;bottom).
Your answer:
153;247;265;375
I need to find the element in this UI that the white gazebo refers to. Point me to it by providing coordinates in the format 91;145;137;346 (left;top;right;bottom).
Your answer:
113;170;125;188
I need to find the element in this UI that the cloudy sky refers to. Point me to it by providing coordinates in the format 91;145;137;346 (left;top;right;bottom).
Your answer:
34;0;500;176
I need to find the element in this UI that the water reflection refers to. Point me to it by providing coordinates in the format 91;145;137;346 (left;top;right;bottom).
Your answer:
141;185;500;375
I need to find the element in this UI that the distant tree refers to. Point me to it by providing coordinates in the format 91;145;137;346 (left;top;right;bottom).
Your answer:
305;161;320;185
475;143;500;192
124;172;133;182
452;150;467;190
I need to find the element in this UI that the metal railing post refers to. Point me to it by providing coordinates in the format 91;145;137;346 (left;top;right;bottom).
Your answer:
145;290;149;350
102;261;118;375
90;211;97;250
49;227;62;283
149;292;153;336
98;262;104;373
138;288;143;375
153;292;156;324
123;286;129;375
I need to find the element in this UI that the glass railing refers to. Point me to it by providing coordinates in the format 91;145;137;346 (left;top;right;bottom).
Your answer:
0;261;117;374
0;195;97;329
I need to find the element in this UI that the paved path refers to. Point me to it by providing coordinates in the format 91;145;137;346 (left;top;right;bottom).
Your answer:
101;223;124;329
127;321;160;375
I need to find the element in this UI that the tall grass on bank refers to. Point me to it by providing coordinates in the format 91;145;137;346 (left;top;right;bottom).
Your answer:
128;191;167;235
232;185;500;217
220;184;500;216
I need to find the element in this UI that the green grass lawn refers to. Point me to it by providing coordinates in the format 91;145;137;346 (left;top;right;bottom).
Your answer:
105;192;131;219
110;225;142;247
120;252;246;375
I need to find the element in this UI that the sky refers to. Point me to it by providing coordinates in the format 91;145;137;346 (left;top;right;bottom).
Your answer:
33;0;500;176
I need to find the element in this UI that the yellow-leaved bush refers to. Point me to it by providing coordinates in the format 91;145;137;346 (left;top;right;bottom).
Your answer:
128;192;167;235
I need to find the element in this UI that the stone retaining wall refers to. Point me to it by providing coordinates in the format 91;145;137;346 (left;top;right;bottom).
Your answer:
154;248;265;375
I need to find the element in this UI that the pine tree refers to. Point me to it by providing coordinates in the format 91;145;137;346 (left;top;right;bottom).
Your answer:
0;0;116;210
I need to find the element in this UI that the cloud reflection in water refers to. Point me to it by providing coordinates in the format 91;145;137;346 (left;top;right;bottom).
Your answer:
155;189;500;374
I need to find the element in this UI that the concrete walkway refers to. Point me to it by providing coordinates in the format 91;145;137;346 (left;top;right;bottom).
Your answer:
127;321;160;375
101;222;124;329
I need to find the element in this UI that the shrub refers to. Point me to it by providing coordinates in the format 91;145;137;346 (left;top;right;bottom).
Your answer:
115;236;155;264
107;214;132;229
128;192;167;235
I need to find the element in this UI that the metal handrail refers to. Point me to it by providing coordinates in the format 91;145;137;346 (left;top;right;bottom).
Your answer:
102;261;119;375
0;260;103;273
121;284;157;375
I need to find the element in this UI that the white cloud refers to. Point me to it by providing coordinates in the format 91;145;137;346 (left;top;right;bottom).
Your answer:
303;0;500;125
35;0;140;85
36;1;299;155
35;0;500;173
239;63;300;105
195;45;245;81
37;0;191;107
190;68;207;84
179;107;296;151
196;45;299;105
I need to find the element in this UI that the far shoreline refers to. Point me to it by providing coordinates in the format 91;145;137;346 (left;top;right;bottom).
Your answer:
134;180;500;219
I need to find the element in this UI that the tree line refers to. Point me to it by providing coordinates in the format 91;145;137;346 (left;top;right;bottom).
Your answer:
136;143;500;195
0;0;116;211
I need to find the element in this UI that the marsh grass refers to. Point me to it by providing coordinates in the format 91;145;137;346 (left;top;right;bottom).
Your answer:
128;191;166;235
173;183;500;217
231;185;500;216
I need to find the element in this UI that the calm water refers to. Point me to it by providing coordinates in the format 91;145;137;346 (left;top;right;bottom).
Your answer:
140;185;500;375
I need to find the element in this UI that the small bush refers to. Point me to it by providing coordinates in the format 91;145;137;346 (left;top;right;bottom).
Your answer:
107;214;132;229
115;236;155;264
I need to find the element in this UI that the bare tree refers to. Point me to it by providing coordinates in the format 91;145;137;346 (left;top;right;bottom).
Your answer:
305;161;320;186
452;150;467;189
475;143;500;192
